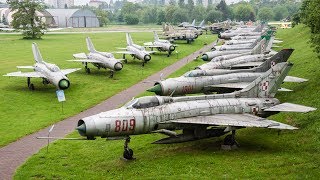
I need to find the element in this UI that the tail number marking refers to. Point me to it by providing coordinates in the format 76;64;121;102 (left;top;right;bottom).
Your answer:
115;119;136;132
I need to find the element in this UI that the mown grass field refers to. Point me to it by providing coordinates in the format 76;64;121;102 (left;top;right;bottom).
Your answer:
0;32;215;147
15;25;320;179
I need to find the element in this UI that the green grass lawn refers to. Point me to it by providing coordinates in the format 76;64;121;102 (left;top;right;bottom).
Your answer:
14;25;320;179
0;32;215;147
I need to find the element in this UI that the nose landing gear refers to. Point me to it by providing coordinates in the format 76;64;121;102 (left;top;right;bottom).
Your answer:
123;136;135;160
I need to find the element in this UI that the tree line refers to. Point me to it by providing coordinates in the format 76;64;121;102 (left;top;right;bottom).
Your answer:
86;0;301;26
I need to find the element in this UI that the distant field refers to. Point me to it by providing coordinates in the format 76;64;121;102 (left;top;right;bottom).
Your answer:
14;25;320;179
0;32;215;147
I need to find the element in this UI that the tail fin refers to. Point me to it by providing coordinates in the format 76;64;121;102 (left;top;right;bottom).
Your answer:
251;38;267;54
86;37;96;53
255;49;294;72
153;31;159;41
126;33;133;46
191;19;195;26
32;43;43;63
239;62;293;98
199;20;205;27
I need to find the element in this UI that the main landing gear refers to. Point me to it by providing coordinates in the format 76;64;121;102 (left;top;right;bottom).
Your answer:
84;62;91;74
221;130;239;150
123;136;134;160
123;54;128;64
109;70;114;78
27;77;35;90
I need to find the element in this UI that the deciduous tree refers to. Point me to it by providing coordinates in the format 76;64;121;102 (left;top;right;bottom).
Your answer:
7;0;46;39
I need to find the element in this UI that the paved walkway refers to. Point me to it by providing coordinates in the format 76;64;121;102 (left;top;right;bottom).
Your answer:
0;40;216;179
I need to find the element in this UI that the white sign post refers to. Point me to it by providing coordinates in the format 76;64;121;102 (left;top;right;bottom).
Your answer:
56;90;66;113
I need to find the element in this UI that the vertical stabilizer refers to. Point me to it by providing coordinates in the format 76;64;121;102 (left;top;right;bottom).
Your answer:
154;31;159;41
191;19;195;26
199;20;205;27
32;43;43;63
86;37;96;53
240;62;293;98
126;33;133;46
255;49;294;72
251;38;267;54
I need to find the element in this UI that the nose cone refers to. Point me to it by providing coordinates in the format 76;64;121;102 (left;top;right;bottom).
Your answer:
76;120;86;136
169;45;175;51
144;54;151;62
114;62;123;71
201;54;209;61
58;79;70;90
147;84;162;95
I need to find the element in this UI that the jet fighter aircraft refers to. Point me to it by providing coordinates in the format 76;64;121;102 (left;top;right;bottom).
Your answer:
147;49;307;96
4;43;80;90
68;37;123;78
75;62;315;160
162;23;197;43
144;32;177;57
115;33;156;66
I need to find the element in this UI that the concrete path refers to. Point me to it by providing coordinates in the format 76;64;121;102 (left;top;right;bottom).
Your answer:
0;40;216;179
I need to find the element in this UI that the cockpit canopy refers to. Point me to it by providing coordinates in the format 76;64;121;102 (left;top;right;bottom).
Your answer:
183;70;205;77
45;63;61;72
125;96;160;109
124;96;173;109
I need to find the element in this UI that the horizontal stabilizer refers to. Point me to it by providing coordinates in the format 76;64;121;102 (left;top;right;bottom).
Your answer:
278;87;293;92
60;68;81;75
116;47;127;50
114;51;135;55
284;76;308;83
16;66;34;69
73;53;87;59
264;103;316;112
67;59;101;63
3;71;44;78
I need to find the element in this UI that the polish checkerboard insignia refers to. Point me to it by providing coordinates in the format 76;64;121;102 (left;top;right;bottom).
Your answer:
261;81;269;91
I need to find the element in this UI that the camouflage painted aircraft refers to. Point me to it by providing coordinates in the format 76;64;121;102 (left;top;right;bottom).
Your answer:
4;43;80;90
115;33;155;66
178;19;196;28
75;62;316;159
143;32;177;57
147;49;307;96
68;37;123;78
162;23;197;43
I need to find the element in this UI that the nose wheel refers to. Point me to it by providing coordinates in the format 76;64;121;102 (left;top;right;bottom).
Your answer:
123;136;134;160
109;70;114;78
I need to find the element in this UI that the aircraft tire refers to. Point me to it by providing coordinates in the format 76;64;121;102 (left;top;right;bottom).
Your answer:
123;148;134;160
223;135;235;146
29;83;35;91
86;68;91;74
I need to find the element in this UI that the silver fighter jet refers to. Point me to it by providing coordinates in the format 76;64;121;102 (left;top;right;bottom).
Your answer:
147;49;306;96
144;32;177;57
68;37;123;78
4;43;80;90
115;33;155;66
75;62;316;160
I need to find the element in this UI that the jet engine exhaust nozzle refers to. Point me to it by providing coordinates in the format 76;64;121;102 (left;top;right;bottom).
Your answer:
76;120;86;136
114;62;123;71
58;79;70;90
169;45;175;51
201;54;209;61
144;54;151;62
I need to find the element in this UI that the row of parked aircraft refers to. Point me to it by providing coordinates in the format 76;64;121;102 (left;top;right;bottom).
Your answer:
3;32;179;90
67;23;316;160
